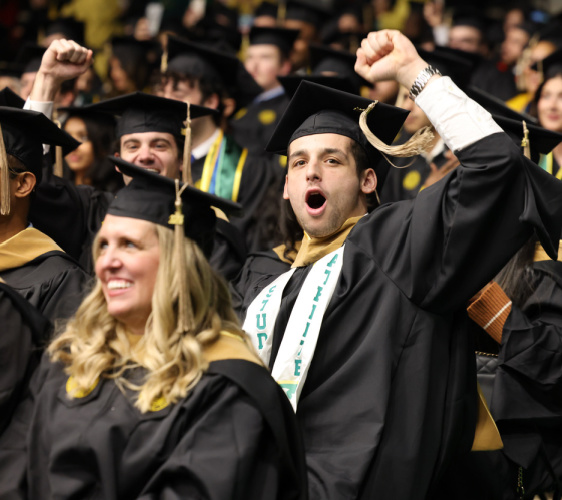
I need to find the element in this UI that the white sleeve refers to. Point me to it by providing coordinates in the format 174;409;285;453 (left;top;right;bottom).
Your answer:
415;76;503;152
23;99;54;120
24;99;54;153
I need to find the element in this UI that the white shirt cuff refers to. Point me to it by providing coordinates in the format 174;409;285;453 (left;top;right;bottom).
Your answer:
415;76;503;152
24;99;54;154
24;98;54;120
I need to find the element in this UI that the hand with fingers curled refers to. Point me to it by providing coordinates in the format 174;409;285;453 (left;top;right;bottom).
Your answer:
354;30;434;91
30;39;93;102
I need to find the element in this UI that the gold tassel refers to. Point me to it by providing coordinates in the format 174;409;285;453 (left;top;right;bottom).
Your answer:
0;123;10;216
358;102;435;168
161;48;168;74
169;179;190;333
182;103;193;185
521;120;531;159
53;118;63;177
277;1;286;25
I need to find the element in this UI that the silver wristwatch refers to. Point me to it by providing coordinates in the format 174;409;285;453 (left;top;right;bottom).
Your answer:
408;65;442;100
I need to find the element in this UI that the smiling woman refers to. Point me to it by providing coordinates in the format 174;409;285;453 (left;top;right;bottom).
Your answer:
0;160;307;499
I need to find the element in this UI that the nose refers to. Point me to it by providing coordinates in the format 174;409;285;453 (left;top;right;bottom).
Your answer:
305;157;321;182
97;246;122;275
136;143;154;165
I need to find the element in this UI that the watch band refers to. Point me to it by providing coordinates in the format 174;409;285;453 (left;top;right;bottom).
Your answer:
409;65;442;101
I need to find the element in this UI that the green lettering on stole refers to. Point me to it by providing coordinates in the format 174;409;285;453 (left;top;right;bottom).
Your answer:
256;313;266;330
294;359;302;376
257;332;267;350
313;286;323;302
279;382;298;400
327;254;339;267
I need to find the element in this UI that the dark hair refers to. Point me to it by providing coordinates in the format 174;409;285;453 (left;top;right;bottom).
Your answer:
531;64;562;121
63;113;124;193
350;139;379;211
158;71;225;126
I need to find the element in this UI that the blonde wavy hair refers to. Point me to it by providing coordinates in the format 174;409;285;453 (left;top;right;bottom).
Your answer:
48;223;242;413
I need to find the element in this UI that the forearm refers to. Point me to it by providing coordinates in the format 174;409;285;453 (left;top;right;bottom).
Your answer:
416;76;503;152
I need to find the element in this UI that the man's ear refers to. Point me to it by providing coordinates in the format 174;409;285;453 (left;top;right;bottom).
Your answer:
222;97;236;118
360;168;377;194
283;174;290;200
13;172;36;198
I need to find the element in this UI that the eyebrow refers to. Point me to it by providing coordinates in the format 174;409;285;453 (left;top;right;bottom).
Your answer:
288;147;349;160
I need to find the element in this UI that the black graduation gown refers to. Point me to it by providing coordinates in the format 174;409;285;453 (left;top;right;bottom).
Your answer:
0;356;307;500
29;174;247;280
0;283;49;436
0;250;90;324
192;142;279;253
380;140;450;204
230;93;290;155
440;260;562;499
232;132;562;500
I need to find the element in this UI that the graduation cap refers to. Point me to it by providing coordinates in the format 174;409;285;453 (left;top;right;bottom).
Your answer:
463;84;555;161
308;43;371;91
111;35;161;68
164;35;262;109
107;156;243;332
0;106;80;214
85;91;216;140
254;1;279;21
278;74;359;97
285;0;332;29
45;17;85;45
492;114;562;163
265;80;413;188
417;47;474;89
15;43;46;74
465;85;537;124
0;87;25;108
87;92;217;183
248;26;300;57
451;11;487;33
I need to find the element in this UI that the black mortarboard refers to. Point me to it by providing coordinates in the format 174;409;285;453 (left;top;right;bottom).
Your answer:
492;114;562;162
249;27;300;57
465;85;537;123
265;81;408;187
0;87;25;108
0;106;80;214
111;36;161;68
417;47;474;89
464;84;557;162
15;44;46;74
107;157;243;256
0;106;79;176
0;61;25;79
165;35;262;108
45;17;85;45
278;74;359;96
254;1;278;20
452;12;486;33
285;0;332;29
85;92;216;140
308;43;371;91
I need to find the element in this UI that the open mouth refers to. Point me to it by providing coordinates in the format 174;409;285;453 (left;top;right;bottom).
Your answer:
306;192;326;209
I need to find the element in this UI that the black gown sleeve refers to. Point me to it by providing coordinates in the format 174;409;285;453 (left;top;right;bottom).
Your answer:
0;284;49;437
356;132;562;314
30;174;113;274
138;361;307;500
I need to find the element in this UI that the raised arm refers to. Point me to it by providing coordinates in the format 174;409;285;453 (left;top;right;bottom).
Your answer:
352;30;562;314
